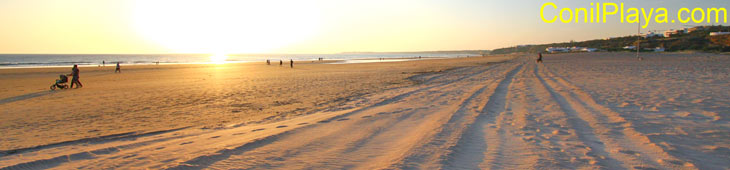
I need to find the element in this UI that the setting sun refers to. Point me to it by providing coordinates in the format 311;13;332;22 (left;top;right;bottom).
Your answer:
131;0;321;54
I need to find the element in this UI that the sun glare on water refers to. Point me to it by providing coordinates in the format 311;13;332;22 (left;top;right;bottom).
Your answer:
210;54;229;64
132;0;321;54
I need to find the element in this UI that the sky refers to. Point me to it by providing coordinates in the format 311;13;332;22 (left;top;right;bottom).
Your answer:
0;0;727;54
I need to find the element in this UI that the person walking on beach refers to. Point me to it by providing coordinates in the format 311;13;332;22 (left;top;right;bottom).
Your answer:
115;62;121;73
102;60;105;67
290;59;294;68
537;53;543;63
267;59;270;65
280;60;283;66
69;65;83;88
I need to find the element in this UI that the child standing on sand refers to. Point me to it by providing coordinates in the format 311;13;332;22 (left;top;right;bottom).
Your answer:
115;62;121;73
537;53;543;63
290;59;293;68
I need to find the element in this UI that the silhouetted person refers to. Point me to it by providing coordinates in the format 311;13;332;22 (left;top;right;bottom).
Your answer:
290;59;294;68
266;59;270;65
115;62;121;73
69;65;83;88
537;53;543;63
102;60;105;67
280;60;283;66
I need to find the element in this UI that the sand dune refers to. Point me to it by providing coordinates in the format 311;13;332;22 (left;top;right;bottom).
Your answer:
1;53;728;169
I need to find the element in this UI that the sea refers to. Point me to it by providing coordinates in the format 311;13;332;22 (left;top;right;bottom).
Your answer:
0;53;479;68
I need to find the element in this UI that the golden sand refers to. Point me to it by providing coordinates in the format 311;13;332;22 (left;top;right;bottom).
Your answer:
0;56;512;151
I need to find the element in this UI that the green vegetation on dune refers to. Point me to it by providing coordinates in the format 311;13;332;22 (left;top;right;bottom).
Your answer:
491;26;730;54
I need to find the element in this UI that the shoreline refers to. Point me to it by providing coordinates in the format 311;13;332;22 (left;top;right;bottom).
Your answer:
0;54;480;69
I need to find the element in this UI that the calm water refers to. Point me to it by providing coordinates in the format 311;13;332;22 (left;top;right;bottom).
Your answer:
0;53;478;68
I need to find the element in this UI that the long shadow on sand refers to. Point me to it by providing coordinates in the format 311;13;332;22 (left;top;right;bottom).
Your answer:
0;91;55;105
0;127;190;157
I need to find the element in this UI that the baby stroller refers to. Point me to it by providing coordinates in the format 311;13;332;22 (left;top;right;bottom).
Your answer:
50;74;69;90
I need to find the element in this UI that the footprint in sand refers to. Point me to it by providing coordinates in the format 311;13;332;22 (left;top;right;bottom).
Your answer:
276;125;288;128
233;132;246;136
318;120;331;123
297;122;308;125
361;115;372;118
252;128;265;132
180;141;194;145
337;118;350;121
210;136;221;139
155;147;165;150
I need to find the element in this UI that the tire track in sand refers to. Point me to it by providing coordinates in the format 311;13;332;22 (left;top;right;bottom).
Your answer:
483;61;545;170
0;64;501;170
161;62;512;169
539;64;695;169
533;63;626;169
391;62;518;169
511;61;577;169
443;63;522;169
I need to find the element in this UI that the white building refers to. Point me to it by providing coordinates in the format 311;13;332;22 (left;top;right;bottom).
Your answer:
546;47;569;53
581;48;598;52
641;31;664;38
545;47;597;53
664;28;689;37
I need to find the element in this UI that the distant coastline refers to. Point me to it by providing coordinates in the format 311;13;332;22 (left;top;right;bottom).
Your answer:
491;25;730;54
339;50;489;55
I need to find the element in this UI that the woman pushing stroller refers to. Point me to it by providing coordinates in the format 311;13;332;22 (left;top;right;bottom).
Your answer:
51;65;82;90
69;65;83;88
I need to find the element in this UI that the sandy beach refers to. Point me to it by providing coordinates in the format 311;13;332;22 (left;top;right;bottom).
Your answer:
1;53;729;169
0;56;509;151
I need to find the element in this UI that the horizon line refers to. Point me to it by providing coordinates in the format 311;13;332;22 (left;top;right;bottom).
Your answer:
0;49;492;55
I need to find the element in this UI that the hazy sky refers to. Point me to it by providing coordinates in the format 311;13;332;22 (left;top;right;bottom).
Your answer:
0;0;727;54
